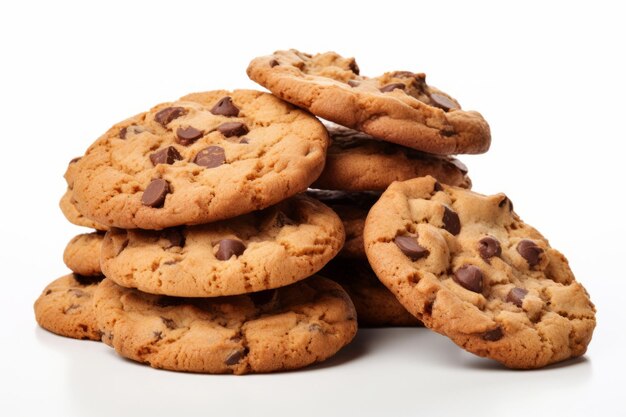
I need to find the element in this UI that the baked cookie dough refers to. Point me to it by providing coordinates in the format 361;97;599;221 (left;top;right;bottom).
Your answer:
363;176;596;369
94;276;357;374
248;50;490;155
71;90;329;229
63;232;103;276
101;195;344;297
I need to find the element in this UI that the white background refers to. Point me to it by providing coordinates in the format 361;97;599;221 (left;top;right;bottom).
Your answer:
1;1;624;416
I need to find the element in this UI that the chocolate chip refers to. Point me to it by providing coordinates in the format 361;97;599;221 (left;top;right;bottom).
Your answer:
448;158;469;174
149;146;182;166
506;287;528;307
269;59;279;67
141;179;170;208
478;236;501;260
153;331;163;341
225;347;248;365
380;82;406;93
348;59;360;75
45;289;52;295
119;125;144;139
517;240;543;267
430;93;459;111
119;127;128;139
217;122;248;138
73;274;103;286
194;146;225;168
210;97;240;117
69;156;82;164
453;265;483;293
160;317;177;329
347;79;360;88
499;196;514;211
176;126;203;145
239;137;249;144
433;181;443;192
215;239;246;260
155;106;186;126
394;235;429;261
482;327;503;341
442;206;461;235
162;228;185;248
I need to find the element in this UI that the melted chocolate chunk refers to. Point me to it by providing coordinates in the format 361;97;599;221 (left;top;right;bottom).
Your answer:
176;126;203;146
162;228;185;248
394;235;429;261
482;327;504;341
149;146;182;166
217;122;248;138
442;206;461;235
194;146;225;168
453;265;483;293
141;179;170;208
379;82;406;93
215;239;246;260
506;287;528;308
429;93;458;111
348;59;360;75
478;236;502;260
517;240;543;267
224;347;248;365
210;97;240;117
155;107;186;126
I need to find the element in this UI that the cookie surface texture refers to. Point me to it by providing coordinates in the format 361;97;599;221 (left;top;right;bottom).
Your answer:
94;276;357;374
101;195;344;297
363;176;596;368
312;125;472;191
71;90;329;229
63;232;104;276
34;274;104;340
247;50;490;155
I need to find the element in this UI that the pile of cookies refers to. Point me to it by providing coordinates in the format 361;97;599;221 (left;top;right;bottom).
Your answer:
35;49;596;372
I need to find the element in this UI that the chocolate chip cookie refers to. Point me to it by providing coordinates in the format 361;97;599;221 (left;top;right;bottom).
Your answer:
247;50;490;155
94;276;357;374
320;258;421;327
101;195;344;297
71;90;329;230
363;176;596;368
34;274;104;340
63;232;103;276
312;125;472;191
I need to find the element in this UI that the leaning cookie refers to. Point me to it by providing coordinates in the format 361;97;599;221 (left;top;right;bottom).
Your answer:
101;195;344;297
364;176;596;369
94;276;357;374
320;258;421;327
247;50;490;155
312;125;471;191
71;90;329;230
34;274;104;340
63;232;103;276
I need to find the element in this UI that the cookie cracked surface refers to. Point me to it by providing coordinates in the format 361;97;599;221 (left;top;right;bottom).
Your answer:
93;276;357;374
247;50;490;155
101;195;344;297
71;90;329;229
312;125;472;191
34;274;104;340
363;176;596;368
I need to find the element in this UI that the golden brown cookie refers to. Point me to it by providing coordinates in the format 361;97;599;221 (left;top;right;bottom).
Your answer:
34;274;104;340
63;232;103;276
71;90;329;230
94;277;357;374
320;258;421;327
247;50;490;155
312;125;472;191
363;176;596;369
101;195;344;297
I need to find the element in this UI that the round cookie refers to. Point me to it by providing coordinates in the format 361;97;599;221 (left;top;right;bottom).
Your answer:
307;190;380;259
311;125;472;191
93;276;357;374
320;258;422;327
247;50;490;155
34;274;104;341
71;90;329;230
101;195;344;297
63;232;104;276
363;176;596;369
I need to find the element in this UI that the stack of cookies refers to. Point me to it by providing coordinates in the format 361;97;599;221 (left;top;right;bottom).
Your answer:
35;49;596;372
